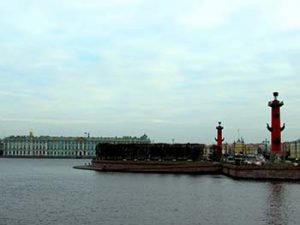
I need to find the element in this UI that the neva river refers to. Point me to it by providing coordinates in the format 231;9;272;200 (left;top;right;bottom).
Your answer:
0;158;299;225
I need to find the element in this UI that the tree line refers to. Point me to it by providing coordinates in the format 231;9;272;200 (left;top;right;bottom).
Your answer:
96;143;205;161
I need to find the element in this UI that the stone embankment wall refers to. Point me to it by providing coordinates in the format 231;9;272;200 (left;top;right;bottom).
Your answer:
222;164;300;180
91;160;222;174
75;160;300;180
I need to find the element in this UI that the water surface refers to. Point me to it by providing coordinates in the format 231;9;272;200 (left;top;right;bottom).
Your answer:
0;158;299;225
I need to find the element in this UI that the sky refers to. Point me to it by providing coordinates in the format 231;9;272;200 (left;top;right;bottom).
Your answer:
0;0;299;144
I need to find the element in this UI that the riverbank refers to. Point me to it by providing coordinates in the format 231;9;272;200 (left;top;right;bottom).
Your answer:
74;160;300;180
1;155;93;159
74;160;222;174
222;163;300;180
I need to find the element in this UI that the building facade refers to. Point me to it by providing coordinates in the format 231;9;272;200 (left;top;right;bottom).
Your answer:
288;140;300;159
233;138;246;155
231;138;261;156
2;133;150;158
0;139;3;156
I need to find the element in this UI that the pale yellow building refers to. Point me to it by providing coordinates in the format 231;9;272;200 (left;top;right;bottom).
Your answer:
244;144;258;156
289;140;300;159
233;138;246;155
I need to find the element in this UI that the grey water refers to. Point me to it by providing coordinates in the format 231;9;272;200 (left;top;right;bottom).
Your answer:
0;158;299;225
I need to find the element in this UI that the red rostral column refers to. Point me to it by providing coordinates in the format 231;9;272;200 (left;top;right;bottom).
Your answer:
267;92;285;154
215;122;224;150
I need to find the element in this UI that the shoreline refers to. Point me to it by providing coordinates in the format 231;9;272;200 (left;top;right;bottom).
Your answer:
74;160;300;181
0;156;93;159
76;160;222;174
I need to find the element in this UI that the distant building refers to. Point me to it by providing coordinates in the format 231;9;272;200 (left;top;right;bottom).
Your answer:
2;133;150;158
232;138;259;155
222;143;234;155
288;140;300;159
233;138;246;155
0;139;3;156
203;145;211;159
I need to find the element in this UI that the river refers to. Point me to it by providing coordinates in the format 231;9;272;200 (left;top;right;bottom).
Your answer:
0;158;299;225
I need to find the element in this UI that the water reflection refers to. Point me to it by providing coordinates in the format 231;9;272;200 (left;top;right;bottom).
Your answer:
266;183;287;225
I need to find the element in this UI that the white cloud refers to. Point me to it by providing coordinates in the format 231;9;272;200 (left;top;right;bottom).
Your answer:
181;6;224;28
0;0;299;142
179;0;247;28
273;0;300;31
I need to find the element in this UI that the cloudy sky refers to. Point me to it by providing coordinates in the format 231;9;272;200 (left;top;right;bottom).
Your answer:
0;0;299;144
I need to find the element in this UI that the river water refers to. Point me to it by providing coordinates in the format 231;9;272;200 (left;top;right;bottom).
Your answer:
0;158;299;225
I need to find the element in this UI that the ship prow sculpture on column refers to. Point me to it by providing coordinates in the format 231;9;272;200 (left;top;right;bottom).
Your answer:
267;92;285;161
213;122;224;161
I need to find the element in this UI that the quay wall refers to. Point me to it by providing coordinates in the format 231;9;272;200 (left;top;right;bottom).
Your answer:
222;164;300;180
1;155;93;159
90;160;222;174
73;160;300;180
